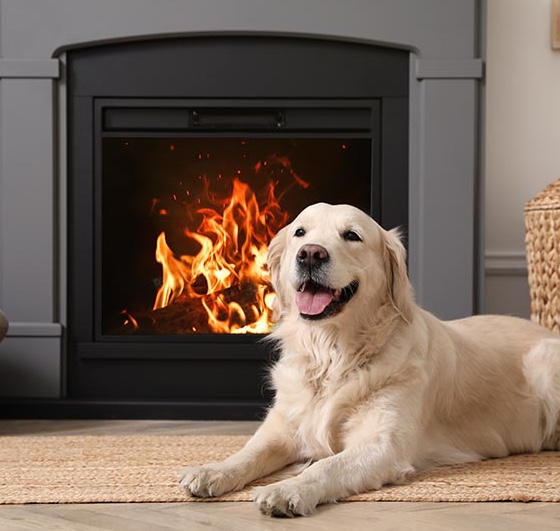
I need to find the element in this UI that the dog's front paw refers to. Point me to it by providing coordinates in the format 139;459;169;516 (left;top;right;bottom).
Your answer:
179;464;239;498
253;480;319;517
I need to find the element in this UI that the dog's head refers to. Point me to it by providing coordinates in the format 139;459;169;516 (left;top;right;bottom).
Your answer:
267;203;413;324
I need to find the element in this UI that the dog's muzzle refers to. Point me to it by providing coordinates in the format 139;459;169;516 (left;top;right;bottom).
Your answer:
295;244;359;320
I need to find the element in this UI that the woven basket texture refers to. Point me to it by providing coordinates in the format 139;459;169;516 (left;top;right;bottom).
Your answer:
524;178;560;332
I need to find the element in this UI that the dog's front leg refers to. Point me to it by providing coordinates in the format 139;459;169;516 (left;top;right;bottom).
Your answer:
180;409;299;498
253;443;414;516
254;394;420;516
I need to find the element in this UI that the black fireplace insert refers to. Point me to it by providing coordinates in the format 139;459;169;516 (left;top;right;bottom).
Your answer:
67;36;409;418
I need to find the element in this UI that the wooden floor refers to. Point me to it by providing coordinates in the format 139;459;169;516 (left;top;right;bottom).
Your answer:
0;420;559;530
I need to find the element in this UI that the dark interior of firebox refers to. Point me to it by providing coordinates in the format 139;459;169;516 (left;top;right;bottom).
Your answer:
101;137;371;335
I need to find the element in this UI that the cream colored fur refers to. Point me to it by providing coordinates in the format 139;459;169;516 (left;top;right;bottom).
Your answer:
180;203;560;517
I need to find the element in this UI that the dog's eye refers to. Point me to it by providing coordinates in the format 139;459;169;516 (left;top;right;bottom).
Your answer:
343;230;362;242
294;227;306;237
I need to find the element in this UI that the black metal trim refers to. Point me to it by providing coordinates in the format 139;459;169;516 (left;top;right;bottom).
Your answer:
76;339;275;360
101;102;375;133
91;97;383;345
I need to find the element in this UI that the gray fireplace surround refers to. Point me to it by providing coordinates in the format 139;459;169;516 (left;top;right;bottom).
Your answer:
0;0;483;400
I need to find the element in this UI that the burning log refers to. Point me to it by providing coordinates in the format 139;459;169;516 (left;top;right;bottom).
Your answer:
120;281;266;335
150;177;287;333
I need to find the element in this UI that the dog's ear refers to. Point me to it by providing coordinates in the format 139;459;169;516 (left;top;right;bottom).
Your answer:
382;228;414;322
266;225;289;321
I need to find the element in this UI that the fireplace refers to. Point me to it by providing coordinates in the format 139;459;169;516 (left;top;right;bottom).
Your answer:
0;0;482;419
66;37;408;416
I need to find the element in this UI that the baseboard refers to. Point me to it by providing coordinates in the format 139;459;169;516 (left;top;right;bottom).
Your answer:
0;398;269;421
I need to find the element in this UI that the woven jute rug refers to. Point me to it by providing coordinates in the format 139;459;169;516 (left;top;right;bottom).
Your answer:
0;434;559;504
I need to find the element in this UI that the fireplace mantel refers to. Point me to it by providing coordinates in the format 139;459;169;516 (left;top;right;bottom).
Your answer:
0;0;483;404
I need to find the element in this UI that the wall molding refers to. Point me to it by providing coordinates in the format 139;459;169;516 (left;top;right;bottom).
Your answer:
0;56;483;82
0;59;60;79
485;252;528;276
5;322;62;337
415;59;484;79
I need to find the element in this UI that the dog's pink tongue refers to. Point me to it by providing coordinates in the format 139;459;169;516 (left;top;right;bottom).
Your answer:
296;290;333;315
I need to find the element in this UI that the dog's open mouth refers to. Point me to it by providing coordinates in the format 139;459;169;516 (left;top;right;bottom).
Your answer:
295;280;359;320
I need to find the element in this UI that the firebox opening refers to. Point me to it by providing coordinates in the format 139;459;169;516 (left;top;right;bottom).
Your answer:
101;137;372;336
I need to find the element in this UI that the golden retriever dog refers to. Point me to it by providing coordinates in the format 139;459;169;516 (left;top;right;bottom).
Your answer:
180;202;560;517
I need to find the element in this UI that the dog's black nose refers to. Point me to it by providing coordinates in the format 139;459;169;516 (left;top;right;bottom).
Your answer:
297;244;329;268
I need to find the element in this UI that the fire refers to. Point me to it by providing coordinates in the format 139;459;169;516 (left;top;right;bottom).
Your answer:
120;310;139;330
152;167;302;334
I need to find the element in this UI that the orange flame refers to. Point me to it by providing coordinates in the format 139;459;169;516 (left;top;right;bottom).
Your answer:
152;174;297;334
120;310;139;330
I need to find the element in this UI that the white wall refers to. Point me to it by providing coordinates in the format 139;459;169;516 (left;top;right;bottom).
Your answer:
485;0;560;317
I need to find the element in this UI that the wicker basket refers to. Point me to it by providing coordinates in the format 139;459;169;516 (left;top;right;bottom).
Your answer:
524;178;560;332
